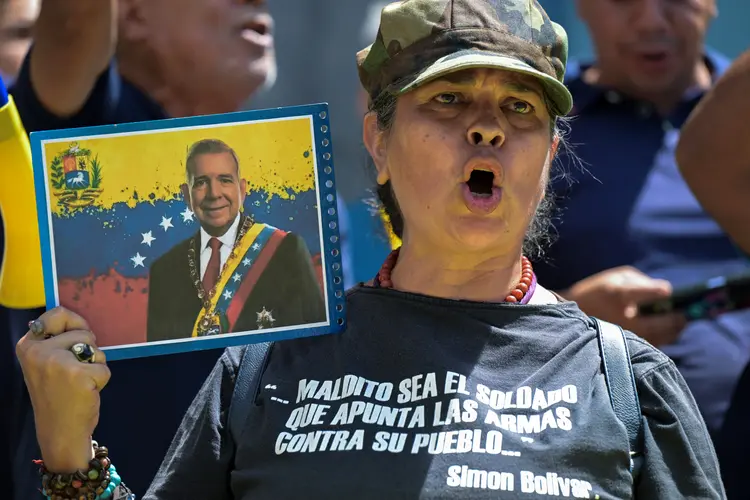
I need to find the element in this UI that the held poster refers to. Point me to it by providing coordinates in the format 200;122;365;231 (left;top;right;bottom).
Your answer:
30;103;346;361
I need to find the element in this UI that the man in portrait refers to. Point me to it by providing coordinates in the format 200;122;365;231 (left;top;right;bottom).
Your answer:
146;138;326;342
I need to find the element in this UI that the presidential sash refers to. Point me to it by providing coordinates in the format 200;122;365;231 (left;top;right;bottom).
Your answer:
191;223;287;337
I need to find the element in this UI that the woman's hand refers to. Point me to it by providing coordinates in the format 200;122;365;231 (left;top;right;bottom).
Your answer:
562;266;687;347
15;306;110;473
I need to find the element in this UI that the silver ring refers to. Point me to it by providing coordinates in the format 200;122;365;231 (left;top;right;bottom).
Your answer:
29;319;54;340
70;343;96;364
29;319;45;336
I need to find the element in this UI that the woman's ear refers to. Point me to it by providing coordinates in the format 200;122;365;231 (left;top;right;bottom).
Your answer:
363;112;390;185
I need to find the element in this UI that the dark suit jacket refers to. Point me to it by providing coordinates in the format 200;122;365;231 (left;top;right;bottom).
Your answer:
146;220;326;342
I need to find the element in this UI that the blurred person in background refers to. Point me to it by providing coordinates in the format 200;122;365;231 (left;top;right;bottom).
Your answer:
0;2;39;498
676;46;750;499
0;0;38;84
11;0;277;128
6;0;281;497
532;0;750;445
0;1;40;496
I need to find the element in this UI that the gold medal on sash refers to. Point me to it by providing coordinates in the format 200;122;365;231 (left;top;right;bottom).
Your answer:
197;312;222;336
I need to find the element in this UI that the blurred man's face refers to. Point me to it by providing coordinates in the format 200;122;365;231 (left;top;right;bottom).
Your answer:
577;0;715;96
138;0;277;112
0;0;40;83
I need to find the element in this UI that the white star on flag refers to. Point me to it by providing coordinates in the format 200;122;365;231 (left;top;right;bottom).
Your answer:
223;290;233;300
252;243;261;251
181;207;194;222
141;231;155;246
160;216;173;232
232;273;242;282
242;258;252;266
131;253;146;268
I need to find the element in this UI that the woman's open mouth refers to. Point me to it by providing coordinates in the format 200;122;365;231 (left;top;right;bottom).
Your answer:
462;169;502;215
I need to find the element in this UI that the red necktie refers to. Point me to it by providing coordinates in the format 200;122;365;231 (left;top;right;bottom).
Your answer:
202;237;222;295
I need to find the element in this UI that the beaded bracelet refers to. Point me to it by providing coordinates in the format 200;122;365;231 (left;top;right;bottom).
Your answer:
35;441;134;500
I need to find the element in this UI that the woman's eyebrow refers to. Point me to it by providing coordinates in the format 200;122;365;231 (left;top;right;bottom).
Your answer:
429;74;542;96
506;82;538;95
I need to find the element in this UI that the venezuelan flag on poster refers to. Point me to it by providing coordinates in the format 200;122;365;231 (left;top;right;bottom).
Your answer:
43;117;322;348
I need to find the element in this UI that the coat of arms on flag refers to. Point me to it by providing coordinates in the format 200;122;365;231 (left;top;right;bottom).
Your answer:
49;141;104;212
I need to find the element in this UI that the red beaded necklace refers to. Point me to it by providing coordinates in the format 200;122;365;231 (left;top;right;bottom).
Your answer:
375;248;536;303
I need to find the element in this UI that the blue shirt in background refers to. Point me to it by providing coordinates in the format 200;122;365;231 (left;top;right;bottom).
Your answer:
7;53;355;499
534;51;750;441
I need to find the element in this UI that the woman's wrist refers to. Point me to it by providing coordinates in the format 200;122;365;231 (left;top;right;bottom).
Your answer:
35;440;133;499
38;433;95;473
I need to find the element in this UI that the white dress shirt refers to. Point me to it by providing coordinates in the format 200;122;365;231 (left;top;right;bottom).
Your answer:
199;214;241;280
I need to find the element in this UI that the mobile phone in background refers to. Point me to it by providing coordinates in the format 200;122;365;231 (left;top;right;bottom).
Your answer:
637;272;750;321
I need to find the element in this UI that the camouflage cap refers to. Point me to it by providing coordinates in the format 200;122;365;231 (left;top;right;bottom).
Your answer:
357;0;573;116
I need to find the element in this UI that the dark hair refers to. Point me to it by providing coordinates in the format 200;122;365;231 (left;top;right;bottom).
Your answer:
185;139;240;183
369;85;572;260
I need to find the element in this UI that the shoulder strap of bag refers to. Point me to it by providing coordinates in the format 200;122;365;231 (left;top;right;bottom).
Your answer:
228;341;273;445
593;317;644;483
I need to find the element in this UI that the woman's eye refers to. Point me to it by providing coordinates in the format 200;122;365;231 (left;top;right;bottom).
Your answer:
507;100;533;114
433;93;459;105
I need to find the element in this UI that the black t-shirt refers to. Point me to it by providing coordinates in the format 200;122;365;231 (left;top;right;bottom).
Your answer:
143;286;725;499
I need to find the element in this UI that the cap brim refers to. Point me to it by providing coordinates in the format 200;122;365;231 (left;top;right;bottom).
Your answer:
398;50;573;116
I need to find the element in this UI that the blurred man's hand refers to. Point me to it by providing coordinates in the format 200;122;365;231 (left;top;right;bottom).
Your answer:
30;0;117;116
562;266;687;347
